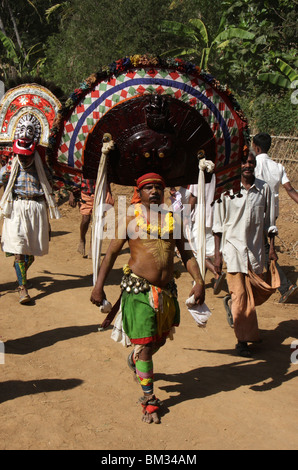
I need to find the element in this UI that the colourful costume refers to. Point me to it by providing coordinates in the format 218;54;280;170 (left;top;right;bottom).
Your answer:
120;273;180;345
112;173;180;405
0;113;60;304
113;269;180;397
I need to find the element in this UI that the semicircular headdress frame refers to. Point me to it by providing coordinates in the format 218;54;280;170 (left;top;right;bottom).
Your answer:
47;54;250;199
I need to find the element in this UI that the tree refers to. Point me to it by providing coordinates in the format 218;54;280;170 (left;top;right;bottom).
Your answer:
258;58;298;89
0;0;60;84
43;0;179;93
0;29;45;80
220;0;298;93
160;17;255;71
0;0;23;51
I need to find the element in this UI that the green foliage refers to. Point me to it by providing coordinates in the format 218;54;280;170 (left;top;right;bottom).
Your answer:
218;0;297;93
258;59;298;89
0;0;61;84
45;1;74;23
0;0;296;138
0;30;44;79
42;0;226;92
239;90;298;136
160;17;255;70
42;0;178;93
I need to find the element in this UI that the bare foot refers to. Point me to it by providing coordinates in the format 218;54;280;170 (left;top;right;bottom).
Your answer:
18;286;31;304
87;238;92;259
139;395;162;424
142;411;160;424
77;240;86;257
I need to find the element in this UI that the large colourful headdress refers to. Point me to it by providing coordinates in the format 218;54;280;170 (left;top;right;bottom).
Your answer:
47;54;250;199
47;54;250;282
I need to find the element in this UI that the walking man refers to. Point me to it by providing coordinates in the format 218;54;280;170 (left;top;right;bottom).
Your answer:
213;151;279;357
91;172;205;423
0;114;60;303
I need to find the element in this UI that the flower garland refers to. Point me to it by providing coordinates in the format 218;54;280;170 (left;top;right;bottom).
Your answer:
134;204;175;238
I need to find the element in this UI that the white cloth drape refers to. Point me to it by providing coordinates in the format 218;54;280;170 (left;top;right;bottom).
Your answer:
1;198;50;256
185;295;212;328
34;152;61;220
194;157;215;279
92;137;115;285
110;306;132;347
0;151;61;220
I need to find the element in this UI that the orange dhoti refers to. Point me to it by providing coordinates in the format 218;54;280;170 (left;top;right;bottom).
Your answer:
79;192;94;216
227;262;280;343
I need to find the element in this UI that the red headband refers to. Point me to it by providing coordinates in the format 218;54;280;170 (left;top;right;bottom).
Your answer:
136;173;166;190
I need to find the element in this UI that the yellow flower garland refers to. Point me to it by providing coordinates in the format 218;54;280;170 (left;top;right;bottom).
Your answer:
134;204;175;238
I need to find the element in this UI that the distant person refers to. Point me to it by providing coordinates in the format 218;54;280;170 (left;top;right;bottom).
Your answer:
253;132;298;303
169;185;191;259
213;151;279;358
69;178;114;258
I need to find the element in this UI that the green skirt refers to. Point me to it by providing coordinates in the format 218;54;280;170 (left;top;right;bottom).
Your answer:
121;288;180;345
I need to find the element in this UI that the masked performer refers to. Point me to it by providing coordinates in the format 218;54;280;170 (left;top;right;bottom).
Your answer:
90;172;205;424
0;114;60;304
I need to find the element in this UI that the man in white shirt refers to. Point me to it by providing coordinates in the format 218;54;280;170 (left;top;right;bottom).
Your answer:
253;133;298;303
213;151;279;357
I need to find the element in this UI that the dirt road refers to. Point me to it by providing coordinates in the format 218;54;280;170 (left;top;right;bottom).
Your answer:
0;185;297;450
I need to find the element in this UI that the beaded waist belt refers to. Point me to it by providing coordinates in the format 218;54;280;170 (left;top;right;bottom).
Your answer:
120;272;177;297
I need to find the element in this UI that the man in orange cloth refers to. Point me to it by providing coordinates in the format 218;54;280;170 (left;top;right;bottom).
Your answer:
91;172;205;423
213;152;279;358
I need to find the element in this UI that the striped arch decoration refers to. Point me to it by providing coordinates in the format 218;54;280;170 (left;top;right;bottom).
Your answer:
48;55;250;198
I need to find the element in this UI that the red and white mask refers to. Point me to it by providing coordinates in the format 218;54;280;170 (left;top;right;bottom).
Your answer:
13;114;41;156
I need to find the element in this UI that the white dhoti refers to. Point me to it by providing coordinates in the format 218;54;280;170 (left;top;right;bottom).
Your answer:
205;227;215;258
189;224;215;258
1;198;50;256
